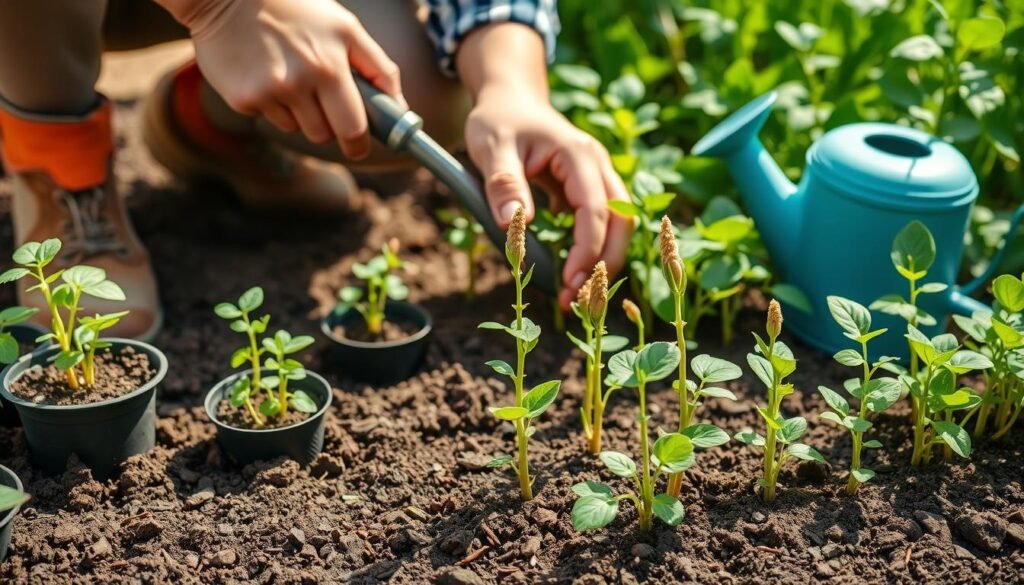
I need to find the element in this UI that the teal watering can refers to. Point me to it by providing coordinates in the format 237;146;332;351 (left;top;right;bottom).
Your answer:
692;91;1024;359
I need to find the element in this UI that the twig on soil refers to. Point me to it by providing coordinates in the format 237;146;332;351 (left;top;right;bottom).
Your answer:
480;523;500;547
904;545;913;568
456;546;491;566
755;546;784;555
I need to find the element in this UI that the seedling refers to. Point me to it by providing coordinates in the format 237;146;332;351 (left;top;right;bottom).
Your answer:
571;341;691;533
335;239;409;336
215;286;317;427
567;262;627;453
480;207;561;501
0;239;127;390
660;216;738;497
953;272;1024;439
817;296;902;495
0;483;28;514
530;209;574;331
735;300;825;502
437;208;487;298
0;305;39;365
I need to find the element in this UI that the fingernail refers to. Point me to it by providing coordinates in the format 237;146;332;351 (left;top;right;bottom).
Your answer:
570;272;587;290
500;201;520;224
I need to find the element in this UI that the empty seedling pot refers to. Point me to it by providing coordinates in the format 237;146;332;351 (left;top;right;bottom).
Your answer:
0;323;48;429
0;465;23;563
205;368;333;466
320;300;432;386
0;339;167;481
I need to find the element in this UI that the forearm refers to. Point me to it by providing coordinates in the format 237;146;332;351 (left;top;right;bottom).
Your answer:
152;0;233;32
455;23;549;104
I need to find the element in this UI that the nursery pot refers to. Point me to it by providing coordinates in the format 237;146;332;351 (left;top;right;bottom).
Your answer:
0;465;23;563
0;339;167;480
320;300;432;386
0;323;48;428
205;368;332;466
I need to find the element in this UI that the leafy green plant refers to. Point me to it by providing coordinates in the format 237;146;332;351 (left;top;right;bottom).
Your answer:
954;272;1024;439
0;239;127;390
334;239;409;336
480;207;561;501
735;300;825;502
437;208;488;298
567;262;627;453
0;305;39;365
0;483;28;515
571;341;691;533
817;296;902;495
215;286;317;427
530;209;574;331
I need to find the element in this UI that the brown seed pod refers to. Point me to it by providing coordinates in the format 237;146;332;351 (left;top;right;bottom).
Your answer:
506;206;526;271
622;298;642;326
587;261;608;323
767;299;783;339
659;216;685;294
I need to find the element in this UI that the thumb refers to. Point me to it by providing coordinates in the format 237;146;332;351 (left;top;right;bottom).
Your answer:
478;141;534;228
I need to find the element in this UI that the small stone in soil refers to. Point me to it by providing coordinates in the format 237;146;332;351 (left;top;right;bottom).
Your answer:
436;567;486;585
631;543;654;559
186;487;215;509
132;519;163;541
954;511;1006;553
521;535;542;559
914;510;951;543
290;528;306;545
208;549;238;568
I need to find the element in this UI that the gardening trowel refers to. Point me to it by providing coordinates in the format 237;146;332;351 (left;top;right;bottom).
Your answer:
354;75;556;296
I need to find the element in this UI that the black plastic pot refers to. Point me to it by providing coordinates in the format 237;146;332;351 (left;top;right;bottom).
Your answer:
205;368;332;466
0;465;23;563
320;300;432;386
0;339;168;480
0;323;49;428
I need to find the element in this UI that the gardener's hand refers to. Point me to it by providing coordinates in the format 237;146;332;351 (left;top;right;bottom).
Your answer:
457;24;633;311
158;0;407;159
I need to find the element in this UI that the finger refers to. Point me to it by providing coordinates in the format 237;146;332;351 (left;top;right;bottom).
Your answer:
596;153;634;279
556;150;610;310
475;139;534;228
346;21;407;108
319;68;372;159
261;101;299;134
286;95;333;144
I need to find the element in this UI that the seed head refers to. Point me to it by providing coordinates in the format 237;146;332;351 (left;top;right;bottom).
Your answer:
767;299;783;339
622;298;642;326
576;276;592;319
587;262;608;323
506;206;526;272
659;216;685;294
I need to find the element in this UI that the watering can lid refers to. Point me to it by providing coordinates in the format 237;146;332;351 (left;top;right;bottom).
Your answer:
809;123;978;207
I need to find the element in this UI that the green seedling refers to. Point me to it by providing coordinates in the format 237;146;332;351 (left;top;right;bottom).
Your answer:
215;286;317;427
0;238;127;390
571;341;691;533
567;262;627;454
480;207;561;501
0;305;39;365
530;209;574;331
660;216;738;498
335;239;409;336
817;296;902;495
735;300;826;502
0;483;28;515
954;272;1024;439
437;208;488;298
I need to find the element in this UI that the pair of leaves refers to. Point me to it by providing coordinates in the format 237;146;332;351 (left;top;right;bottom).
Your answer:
479;319;542;345
487;380;561;421
606;342;680;388
11;239;61;268
571;486;684;532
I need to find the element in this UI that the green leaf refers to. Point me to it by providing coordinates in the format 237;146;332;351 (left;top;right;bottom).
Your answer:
946;350;993;374
566;331;595;360
700;386;737;400
993;274;1024;312
0;334;18;364
523;380;560;417
778;417;808;443
572;481;614;498
834;349;865;367
957;17;1005;52
863;440;883;449
817;385;850;416
786;443;826;463
0;484;28;513
488;406;528;421
601;335;630;353
83;280;125;301
283;335;315;354
485;360;514;377
851;468;876;484
229;376;251;406
734;430;765;446
486;455;513;468
554;64;601;91
478;321;508;331
827;296;871;337
747;354;774;389
215;303;242;319
599;451;637;478
54;350;84;370
918;282;948;295
636;342;680;382
820;411;844;426
682;424;730;449
890;35;943;61
652;433;695;472
289;390;318;413
842;416;872;433
238;286;264;312
259;396;282;417
864;378;903;412
770;283;812;313
0;268;29;284
652;493;685;526
12;242;40;265
891;221;936;273
608;200;639;219
607;349;638;387
932;421;971;458
691;354;741;383
571;495;619;532
0;306;36;326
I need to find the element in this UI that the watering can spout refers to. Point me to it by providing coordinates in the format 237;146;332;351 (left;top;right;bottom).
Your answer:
692;91;801;263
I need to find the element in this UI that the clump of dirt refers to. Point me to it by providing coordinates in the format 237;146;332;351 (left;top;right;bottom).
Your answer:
9;346;155;406
333;319;421;343
215;393;318;430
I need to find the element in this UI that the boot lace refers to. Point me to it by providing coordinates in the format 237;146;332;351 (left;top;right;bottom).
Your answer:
55;188;128;262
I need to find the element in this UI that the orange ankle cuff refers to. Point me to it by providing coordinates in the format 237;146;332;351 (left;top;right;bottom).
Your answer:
170;62;243;154
0;99;113;190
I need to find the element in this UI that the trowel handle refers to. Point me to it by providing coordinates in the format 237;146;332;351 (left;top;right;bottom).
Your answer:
352;74;557;296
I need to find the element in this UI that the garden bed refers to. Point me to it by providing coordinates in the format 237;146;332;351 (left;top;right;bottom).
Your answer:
0;101;1021;585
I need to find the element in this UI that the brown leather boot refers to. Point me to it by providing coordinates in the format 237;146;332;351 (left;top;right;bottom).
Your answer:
0;98;162;341
142;62;357;215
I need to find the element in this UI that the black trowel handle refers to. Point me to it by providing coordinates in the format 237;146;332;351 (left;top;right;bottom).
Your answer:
353;75;556;296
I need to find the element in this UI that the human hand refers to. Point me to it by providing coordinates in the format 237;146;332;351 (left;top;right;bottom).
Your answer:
161;0;406;159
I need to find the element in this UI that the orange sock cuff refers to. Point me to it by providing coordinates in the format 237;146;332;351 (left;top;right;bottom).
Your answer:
0;98;113;190
170;61;242;154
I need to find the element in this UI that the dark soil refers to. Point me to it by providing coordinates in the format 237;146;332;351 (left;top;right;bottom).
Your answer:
334;319;421;343
0;102;1022;584
9;346;155;406
216;393;317;430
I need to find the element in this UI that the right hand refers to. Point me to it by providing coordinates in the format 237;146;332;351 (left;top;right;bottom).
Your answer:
171;0;406;159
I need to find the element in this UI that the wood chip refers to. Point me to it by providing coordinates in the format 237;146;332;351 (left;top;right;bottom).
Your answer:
456;546;490;567
404;505;428;521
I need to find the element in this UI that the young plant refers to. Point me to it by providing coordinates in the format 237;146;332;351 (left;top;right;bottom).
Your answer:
567;262;627;453
657;217;738;497
0;305;39;364
571;342;691;533
437;208;488;298
215;287;317;427
530;209;574;331
335;239;409;336
735;300;826;502
0;239;127;390
480;207;561;501
817;296;902;495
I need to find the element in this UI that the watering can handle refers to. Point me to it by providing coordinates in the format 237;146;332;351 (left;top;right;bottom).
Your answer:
947;203;1024;316
352;74;557;295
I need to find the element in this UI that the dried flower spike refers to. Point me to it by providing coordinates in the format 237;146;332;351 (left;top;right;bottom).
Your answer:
587;262;608;324
576;276;593;313
659;216;685;293
767;299;783;340
506;206;527;271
